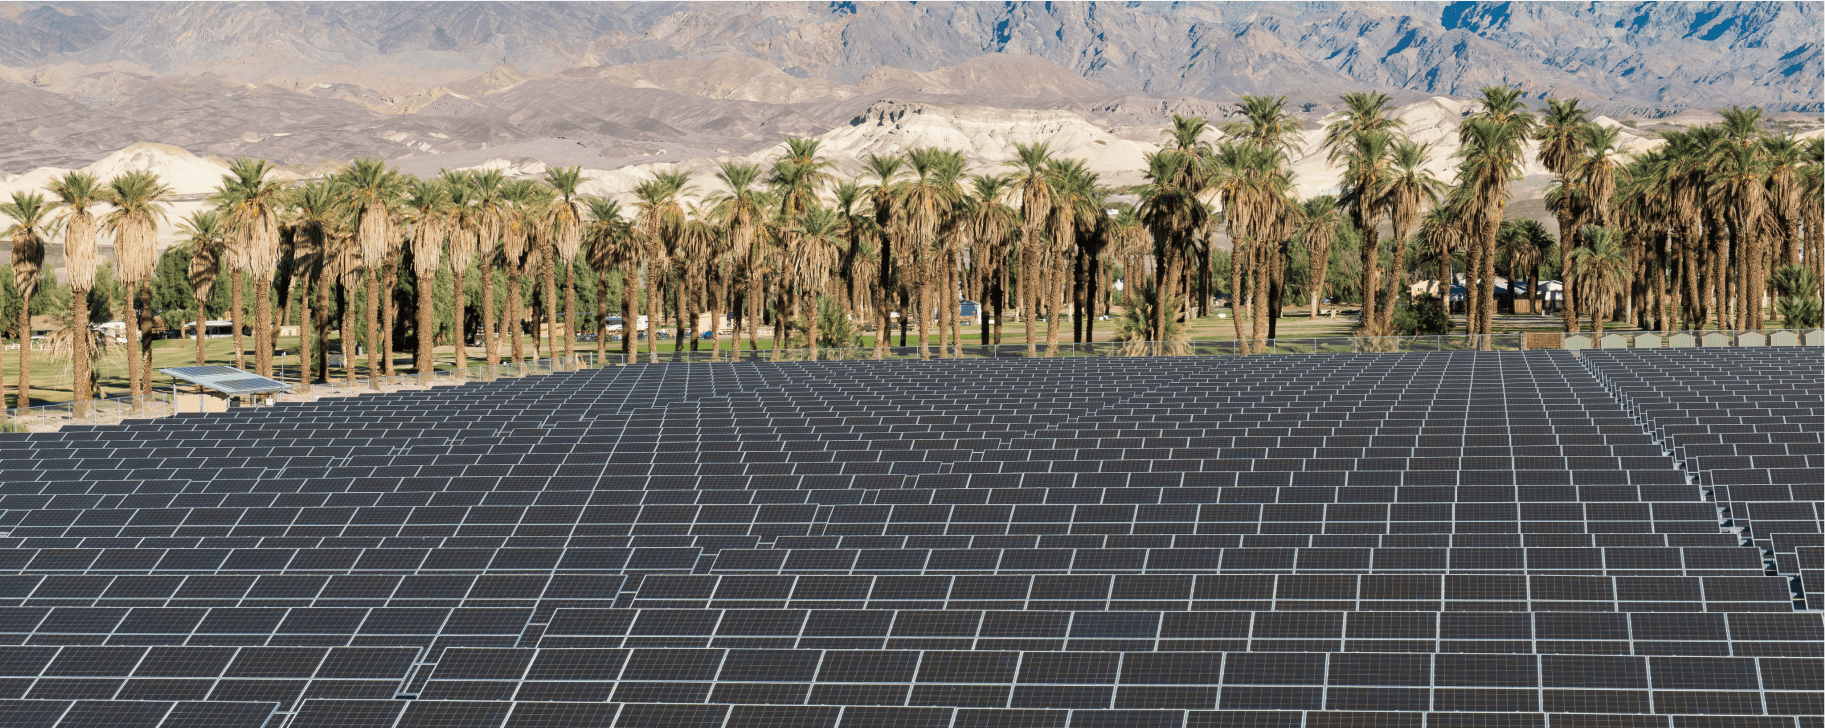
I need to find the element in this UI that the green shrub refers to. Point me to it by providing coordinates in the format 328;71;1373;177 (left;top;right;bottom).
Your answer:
1393;292;1452;335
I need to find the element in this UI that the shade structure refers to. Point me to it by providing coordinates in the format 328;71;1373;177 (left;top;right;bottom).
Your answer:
0;347;1818;728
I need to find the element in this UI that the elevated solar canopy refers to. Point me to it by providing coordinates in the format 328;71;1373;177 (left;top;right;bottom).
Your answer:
159;365;294;396
0;346;1817;728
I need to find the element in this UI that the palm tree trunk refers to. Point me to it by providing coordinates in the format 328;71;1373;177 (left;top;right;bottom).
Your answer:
1360;224;1380;333
255;275;273;377
341;280;357;384
1022;241;1037;357
564;261;577;366
1250;242;1268;347
994;268;1007;345
453;266;467;376
543;247;558;366
232;268;245;370
194;293;207;366
416;268;434;381
297;278;312;394
1086;255;1099;344
623;264;638;362
138;287;153;396
644;260;659;363
710;268;725;361
481;261;497;369
1466;232;1484;337
382;255;399;375
1381;230;1408;332
366;268;382;388
1072;249;1085;344
15;302;30;409
1478;219;1498;347
1230;241;1248;345
1557;206;1578;332
510;269;526;365
71;287;90;417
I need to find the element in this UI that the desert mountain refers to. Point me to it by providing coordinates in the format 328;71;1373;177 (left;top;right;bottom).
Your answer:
0;2;1816;197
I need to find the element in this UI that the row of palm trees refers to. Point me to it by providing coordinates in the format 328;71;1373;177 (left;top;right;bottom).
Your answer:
6;88;1822;409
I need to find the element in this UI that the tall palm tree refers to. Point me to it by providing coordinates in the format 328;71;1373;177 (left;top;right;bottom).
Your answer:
1141;150;1212;351
437;172;479;376
213;158;285;377
47;172;102;415
1536;97;1590;331
1046;158;1101;353
1337;131;1394;331
898;147;963;359
782;204;845;359
963;174;1017;346
1378;140;1446;331
1007;142;1055;356
1300;195;1342;320
1456;86;1536;341
1708;140;1770;330
286;181;338;390
176;211;225;367
1572;225;1629;333
712;162;767;358
101;170;170;399
2;192;56;409
544;167;588;367
403;179;449;382
337;158;403;387
631;171;691;363
583;198;634;363
864;153;905;357
462;170;507;369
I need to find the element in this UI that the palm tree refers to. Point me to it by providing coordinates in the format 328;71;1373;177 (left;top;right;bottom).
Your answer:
402;179;449;382
437;172;479;376
2;192;56;409
464;170;507;369
899;147;963;359
1007;142;1055;356
1323;91;1404;164
1140;150;1212;352
1047;158;1101;353
631;171;691;363
337;158;403;387
1456;86;1536;341
1510;219;1555;317
1708;139;1770;330
286;181;338;390
544;167;589;367
584;198;634;362
1572;225;1629;333
864;153;904;357
101;170;170;400
962;174;1017;346
1300;195;1342;320
1536;97;1590;331
1336;130;1394;332
47;172;102;415
175;211;225;367
213;158;285;377
1221;95;1305;156
1378;140;1445;332
712;161;768;358
782;204;845;359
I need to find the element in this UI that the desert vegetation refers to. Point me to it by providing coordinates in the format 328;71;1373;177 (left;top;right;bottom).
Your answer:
3;89;1822;408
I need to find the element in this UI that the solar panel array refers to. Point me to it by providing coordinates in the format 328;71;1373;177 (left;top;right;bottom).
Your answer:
1;348;1820;728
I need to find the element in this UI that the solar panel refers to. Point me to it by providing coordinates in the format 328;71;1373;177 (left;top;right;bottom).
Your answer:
0;349;1813;727
159;366;294;395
